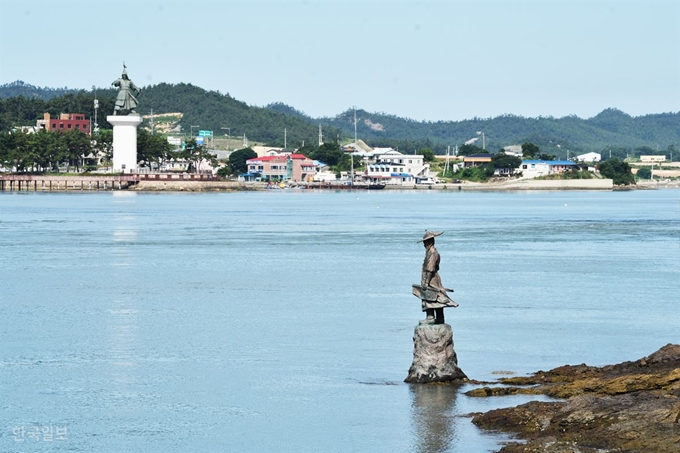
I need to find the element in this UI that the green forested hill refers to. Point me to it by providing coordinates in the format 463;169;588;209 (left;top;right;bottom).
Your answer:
1;80;677;159
140;84;334;147
0;82;338;148
314;107;679;158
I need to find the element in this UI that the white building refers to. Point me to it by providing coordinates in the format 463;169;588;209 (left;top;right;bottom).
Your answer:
520;160;576;179
313;171;337;182
576;152;601;162
502;145;524;157
365;150;431;185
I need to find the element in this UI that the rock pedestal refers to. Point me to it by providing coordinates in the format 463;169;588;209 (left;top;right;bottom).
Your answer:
405;323;467;384
108;114;143;173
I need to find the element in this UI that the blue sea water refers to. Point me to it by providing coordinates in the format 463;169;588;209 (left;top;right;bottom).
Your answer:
1;189;678;452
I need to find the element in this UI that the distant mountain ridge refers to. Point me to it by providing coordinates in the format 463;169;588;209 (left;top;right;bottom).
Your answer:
1;80;678;157
0;80;84;100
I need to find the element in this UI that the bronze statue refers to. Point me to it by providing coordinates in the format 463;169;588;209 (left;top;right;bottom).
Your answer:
112;65;140;115
412;230;458;324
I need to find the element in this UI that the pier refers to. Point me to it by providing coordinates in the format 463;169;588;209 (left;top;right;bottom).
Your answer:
0;173;216;192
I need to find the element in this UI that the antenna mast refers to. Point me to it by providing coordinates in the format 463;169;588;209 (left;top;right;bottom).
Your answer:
92;85;99;135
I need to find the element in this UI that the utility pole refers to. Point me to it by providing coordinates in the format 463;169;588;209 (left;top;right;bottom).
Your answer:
351;107;357;186
318;124;323;146
476;131;485;150
284;128;287;149
149;108;154;135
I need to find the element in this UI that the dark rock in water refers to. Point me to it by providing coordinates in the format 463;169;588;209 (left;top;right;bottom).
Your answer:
470;343;680;453
405;323;467;384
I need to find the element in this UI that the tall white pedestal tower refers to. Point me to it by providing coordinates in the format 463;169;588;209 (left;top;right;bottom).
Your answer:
108;114;143;173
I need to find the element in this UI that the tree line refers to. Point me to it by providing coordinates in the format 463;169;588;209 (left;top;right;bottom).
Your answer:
0;129;201;174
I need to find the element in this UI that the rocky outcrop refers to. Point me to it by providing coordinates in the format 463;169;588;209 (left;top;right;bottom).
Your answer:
405;323;467;384
469;344;680;452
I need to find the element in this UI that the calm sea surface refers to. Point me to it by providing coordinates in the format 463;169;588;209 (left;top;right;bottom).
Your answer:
1;189;679;452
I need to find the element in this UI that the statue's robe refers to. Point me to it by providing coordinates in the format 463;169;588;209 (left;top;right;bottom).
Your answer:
412;246;458;311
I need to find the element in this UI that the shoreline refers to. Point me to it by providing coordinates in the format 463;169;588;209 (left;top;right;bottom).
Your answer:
2;176;679;192
467;344;680;453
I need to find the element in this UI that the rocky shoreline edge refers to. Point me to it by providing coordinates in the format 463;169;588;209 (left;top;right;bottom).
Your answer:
466;344;680;452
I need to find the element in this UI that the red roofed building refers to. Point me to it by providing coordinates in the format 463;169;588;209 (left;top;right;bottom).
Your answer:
287;153;316;182
246;153;315;182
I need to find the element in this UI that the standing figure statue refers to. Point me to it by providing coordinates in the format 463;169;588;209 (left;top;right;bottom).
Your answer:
412;230;458;324
111;65;140;115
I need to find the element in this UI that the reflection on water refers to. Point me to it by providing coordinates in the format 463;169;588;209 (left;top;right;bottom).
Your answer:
410;384;459;453
109;196;138;381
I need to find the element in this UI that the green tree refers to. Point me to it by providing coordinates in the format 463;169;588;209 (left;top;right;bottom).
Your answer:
138;130;172;169
296;144;318;158
492;153;521;173
598;158;635;185
0;131;11;169
310;142;343;166
334;153;356;172
92;130;113;169
522;142;540;158
228;147;257;174
61;130;91;172
635;167;652;179
420;148;436;162
216;165;232;179
7;130;30;172
179;138;216;173
457;144;484;156
27;129;55;171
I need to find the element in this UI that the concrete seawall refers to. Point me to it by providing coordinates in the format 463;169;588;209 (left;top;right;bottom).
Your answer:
474;178;614;190
384;179;614;191
0;177;622;192
131;180;259;192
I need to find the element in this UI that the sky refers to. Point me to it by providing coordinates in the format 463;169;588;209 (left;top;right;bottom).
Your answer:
0;0;678;122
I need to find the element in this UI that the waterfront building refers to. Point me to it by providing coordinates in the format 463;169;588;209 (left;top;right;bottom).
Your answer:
520;160;576;178
463;153;494;168
364;149;433;185
244;153;316;182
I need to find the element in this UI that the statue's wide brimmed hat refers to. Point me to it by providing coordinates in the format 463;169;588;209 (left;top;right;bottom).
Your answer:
418;230;443;242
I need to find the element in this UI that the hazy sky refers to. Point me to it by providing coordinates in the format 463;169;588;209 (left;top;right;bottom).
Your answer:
1;0;678;121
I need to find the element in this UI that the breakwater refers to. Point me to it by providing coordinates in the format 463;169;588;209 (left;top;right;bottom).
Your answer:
0;173;217;191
